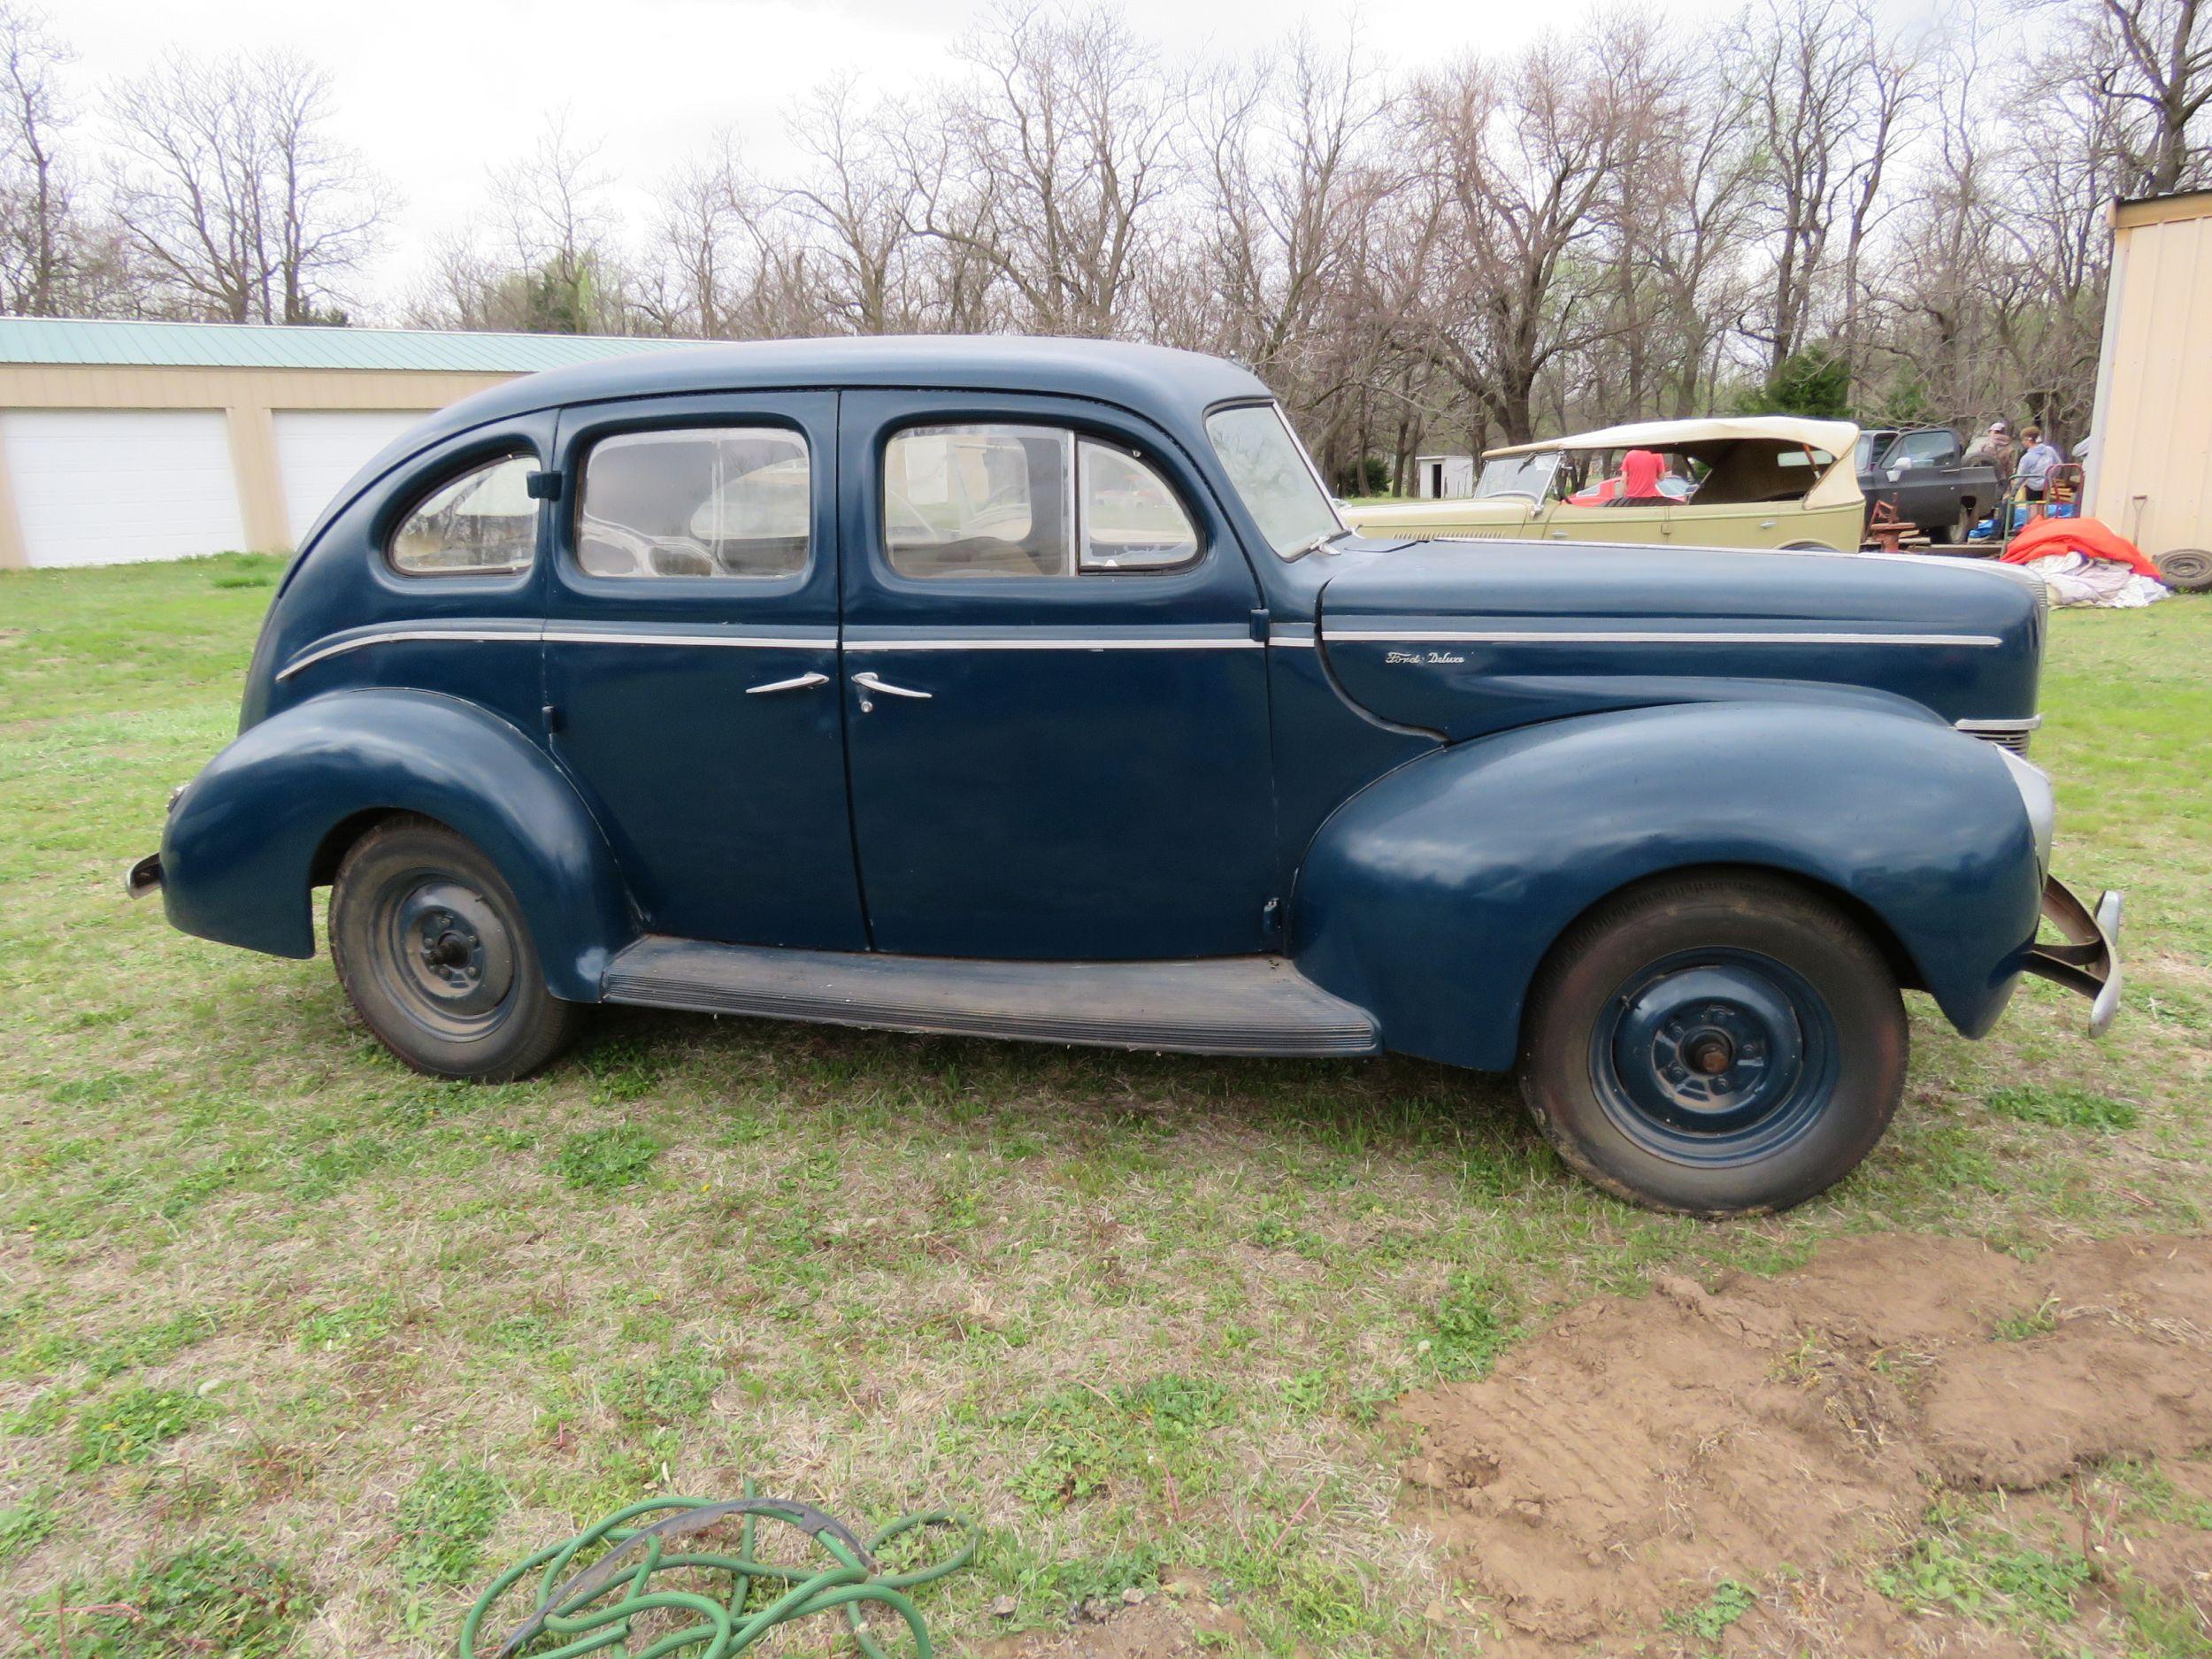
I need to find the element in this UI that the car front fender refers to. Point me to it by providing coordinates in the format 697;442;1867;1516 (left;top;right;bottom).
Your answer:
159;689;634;999
1287;700;2044;1071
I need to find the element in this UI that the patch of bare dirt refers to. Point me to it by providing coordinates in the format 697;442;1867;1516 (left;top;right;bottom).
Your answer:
1394;1233;2212;1653
976;1575;1252;1659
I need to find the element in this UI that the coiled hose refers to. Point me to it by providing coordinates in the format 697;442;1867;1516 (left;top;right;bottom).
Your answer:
458;1488;980;1659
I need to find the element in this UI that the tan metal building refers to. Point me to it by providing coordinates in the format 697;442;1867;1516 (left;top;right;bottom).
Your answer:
0;319;679;569
2085;189;2212;563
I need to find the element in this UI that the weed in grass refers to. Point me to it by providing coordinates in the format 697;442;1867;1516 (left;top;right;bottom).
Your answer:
1664;1578;1757;1644
1992;1297;2061;1340
395;1462;507;1589
553;1125;661;1192
69;1385;208;1470
296;1292;399;1351
2119;1578;2212;1656
1875;1529;2093;1630
580;1034;665;1104
0;1493;57;1563
1985;1083;2139;1132
612;1341;723;1427
1423;1273;1517;1379
24;1540;314;1658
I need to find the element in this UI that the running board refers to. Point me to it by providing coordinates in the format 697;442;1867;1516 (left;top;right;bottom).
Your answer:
601;938;1380;1057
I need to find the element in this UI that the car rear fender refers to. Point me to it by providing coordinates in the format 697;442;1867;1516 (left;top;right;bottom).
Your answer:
159;688;634;999
1286;700;2044;1071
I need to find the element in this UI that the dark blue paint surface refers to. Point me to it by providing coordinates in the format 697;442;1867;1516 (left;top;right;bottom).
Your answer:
159;336;2059;1069
541;392;866;949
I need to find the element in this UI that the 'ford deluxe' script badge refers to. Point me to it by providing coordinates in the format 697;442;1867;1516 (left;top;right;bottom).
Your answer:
1386;649;1467;665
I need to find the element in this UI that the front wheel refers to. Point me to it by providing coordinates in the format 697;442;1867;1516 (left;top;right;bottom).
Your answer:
1517;873;1905;1216
329;816;580;1080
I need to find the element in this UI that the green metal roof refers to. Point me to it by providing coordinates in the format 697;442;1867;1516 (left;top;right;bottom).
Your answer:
0;316;695;373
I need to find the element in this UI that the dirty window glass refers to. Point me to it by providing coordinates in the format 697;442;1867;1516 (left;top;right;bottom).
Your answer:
1204;403;1343;557
388;455;539;575
885;424;1076;578
579;428;810;579
1078;442;1197;570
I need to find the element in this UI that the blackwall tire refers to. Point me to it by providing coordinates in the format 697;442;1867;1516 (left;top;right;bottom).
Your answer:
2154;548;2212;592
328;816;580;1081
1517;872;1906;1217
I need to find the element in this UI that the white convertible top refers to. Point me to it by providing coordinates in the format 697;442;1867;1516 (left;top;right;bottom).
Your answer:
1486;416;1863;511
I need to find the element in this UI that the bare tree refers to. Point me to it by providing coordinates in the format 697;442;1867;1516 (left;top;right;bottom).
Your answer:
911;4;1183;335
2075;0;2212;191
108;50;380;323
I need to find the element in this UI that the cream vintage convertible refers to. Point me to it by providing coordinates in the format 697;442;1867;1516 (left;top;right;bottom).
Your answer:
1346;416;1865;552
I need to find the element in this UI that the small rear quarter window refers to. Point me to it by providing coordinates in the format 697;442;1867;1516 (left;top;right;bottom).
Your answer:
388;455;539;576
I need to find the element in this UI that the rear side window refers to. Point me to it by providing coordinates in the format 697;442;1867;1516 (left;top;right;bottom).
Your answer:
388;454;539;576
883;423;1196;579
579;427;810;579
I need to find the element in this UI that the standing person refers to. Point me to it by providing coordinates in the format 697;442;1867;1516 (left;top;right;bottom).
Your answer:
2015;425;2066;503
1963;420;2017;476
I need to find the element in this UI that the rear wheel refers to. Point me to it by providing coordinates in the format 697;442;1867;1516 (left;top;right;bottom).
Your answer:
329;816;580;1080
1517;872;1905;1216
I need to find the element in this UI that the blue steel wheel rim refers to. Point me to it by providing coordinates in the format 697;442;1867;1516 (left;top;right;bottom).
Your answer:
1587;948;1840;1167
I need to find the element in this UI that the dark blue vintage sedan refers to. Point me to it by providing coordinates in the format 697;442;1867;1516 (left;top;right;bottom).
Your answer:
129;338;2118;1216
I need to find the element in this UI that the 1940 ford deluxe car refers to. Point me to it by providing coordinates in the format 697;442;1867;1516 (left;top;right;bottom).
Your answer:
129;338;2120;1216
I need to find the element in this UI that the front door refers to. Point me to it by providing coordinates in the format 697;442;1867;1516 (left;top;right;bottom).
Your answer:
837;391;1277;960
542;393;866;949
1540;495;1671;545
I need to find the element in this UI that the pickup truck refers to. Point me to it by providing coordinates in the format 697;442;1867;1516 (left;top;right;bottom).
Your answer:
1857;426;2006;541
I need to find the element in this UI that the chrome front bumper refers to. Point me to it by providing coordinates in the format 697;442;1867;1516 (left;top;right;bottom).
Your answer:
2021;875;2123;1036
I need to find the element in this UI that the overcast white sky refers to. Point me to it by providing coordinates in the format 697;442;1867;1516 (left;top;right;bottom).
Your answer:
59;0;1947;319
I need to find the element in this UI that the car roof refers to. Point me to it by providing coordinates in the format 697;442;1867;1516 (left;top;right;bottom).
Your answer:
1485;414;1862;458
398;334;1273;453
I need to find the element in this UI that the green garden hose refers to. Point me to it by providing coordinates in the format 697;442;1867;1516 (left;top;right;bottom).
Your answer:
458;1487;980;1659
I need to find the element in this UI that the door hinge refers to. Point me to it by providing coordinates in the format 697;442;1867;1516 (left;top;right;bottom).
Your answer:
1262;896;1283;936
1248;608;1271;642
541;702;564;733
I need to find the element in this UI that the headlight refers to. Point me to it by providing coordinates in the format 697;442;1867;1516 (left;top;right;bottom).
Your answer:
1997;746;2055;874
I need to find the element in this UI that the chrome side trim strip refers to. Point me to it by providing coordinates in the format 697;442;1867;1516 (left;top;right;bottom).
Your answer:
280;625;841;680
844;634;1261;651
543;629;835;649
1325;628;2004;648
277;626;541;680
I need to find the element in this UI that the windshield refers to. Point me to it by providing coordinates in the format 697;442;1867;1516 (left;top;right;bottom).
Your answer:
1472;453;1561;500
1204;403;1344;557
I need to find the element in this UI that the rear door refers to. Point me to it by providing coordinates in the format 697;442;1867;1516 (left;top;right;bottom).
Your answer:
541;393;866;950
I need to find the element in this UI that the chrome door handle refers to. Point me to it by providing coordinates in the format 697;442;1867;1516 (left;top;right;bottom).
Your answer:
745;672;830;695
851;672;931;700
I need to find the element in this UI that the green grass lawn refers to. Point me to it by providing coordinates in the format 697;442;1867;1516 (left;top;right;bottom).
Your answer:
2;557;2208;1656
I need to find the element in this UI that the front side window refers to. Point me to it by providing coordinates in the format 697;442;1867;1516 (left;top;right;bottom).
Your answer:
1203;403;1344;557
883;424;1199;579
1889;430;1960;470
388;454;539;576
579;427;810;579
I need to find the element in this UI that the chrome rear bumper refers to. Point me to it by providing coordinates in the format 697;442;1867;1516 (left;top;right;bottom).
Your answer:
2021;875;2122;1036
125;851;163;900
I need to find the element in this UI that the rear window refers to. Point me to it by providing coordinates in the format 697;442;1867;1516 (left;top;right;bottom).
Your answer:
578;427;810;579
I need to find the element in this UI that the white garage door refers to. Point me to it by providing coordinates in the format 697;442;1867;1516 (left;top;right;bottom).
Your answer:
275;411;433;546
3;409;247;567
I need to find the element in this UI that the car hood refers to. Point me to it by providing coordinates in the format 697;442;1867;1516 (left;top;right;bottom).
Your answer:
1313;541;2044;741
